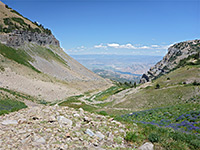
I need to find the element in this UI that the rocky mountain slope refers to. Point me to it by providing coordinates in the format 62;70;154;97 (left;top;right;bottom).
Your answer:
0;1;111;102
140;39;200;83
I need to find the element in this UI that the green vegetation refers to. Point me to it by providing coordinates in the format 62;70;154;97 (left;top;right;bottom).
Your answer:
98;111;108;116
88;86;121;101
1;15;51;34
155;83;160;89
174;53;200;70
114;65;200;110
124;123;200;150
0;24;3;32
0;43;41;73
58;95;97;112
148;133;160;143
27;44;69;68
87;83;132;102
11;17;27;26
3;18;12;25
0;65;5;71
120;102;200;134
0;88;36;102
0;98;27;115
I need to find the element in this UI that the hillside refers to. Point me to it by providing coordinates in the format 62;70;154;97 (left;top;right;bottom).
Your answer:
0;1;111;102
140;39;200;83
0;1;51;34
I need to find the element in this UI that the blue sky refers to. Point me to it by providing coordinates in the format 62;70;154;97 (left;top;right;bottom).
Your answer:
2;0;200;55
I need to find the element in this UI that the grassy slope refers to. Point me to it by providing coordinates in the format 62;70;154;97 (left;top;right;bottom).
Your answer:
0;43;69;73
111;64;200;150
113;65;200;111
0;99;27;115
26;44;69;68
0;88;28;115
0;43;40;73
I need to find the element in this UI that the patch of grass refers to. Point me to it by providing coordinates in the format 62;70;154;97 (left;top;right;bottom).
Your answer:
125;131;138;142
0;98;27;115
88;85;129;102
122;122;200;150
98;111;108;116
148;133;160;143
0;88;36;102
0;43;41;73
58;95;97;112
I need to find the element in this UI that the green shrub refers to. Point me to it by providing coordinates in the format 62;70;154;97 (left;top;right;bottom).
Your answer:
155;83;160;89
3;18;13;25
125;132;138;142
0;66;5;71
0;24;3;32
39;100;48;105
190;139;200;149
192;80;200;86
11;17;27;26
148;133;160;143
98;111;108;116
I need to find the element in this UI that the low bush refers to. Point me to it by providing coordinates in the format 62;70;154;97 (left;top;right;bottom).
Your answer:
148;133;160;143
125;132;138;142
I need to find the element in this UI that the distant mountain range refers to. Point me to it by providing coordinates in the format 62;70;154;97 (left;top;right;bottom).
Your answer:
71;54;162;83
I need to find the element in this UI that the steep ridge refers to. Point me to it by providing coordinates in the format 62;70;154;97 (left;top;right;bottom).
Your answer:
140;39;200;83
0;1;111;102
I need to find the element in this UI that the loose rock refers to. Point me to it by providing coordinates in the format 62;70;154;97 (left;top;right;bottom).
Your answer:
138;142;154;150
2;120;18;125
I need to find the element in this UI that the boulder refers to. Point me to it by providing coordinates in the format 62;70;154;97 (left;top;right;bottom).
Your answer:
57;116;72;127
138;142;154;150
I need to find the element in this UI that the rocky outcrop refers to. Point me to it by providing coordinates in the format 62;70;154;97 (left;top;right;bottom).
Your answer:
0;30;59;47
140;39;200;83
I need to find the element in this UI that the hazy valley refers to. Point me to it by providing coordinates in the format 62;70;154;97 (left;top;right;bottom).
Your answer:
71;54;162;83
0;1;199;150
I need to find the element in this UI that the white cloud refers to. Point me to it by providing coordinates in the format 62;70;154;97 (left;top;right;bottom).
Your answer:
106;43;138;49
93;43;171;50
94;44;107;49
66;42;172;54
140;46;150;49
119;43;137;49
151;45;159;48
107;43;120;48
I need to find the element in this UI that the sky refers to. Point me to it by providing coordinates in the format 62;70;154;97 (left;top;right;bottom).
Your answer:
2;0;200;56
